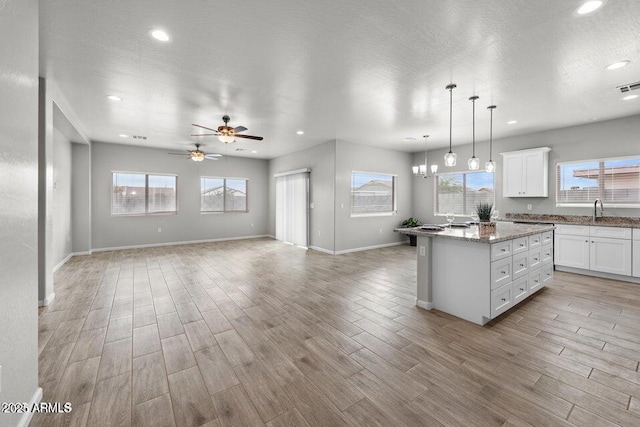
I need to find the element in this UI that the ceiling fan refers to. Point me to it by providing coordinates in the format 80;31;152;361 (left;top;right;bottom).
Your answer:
191;115;264;143
168;143;222;162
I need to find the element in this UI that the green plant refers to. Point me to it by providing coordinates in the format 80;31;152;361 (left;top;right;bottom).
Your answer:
476;202;493;221
401;217;422;228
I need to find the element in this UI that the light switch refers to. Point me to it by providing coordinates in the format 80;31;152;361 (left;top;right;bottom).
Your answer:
419;246;425;256
527;204;532;211
310;203;315;209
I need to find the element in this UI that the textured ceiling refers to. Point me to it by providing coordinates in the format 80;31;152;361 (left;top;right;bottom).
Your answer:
40;0;640;158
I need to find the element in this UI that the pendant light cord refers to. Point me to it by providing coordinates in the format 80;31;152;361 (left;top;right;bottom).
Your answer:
471;97;476;157
449;87;453;153
489;106;494;161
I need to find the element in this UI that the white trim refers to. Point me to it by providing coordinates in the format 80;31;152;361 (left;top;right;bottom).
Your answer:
90;235;272;252
53;253;73;272
555;266;640;284
334;241;404;255
17;387;43;427
309;245;335;255
350;211;397;218
416;299;434;310
274;168;311;178
266;235;276;239
72;251;91;256
556;203;640;209
38;293;55;307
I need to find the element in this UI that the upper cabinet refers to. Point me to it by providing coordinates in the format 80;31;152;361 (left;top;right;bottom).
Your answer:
500;147;551;198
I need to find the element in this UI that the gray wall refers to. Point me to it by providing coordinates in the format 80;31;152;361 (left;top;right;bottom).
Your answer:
335;140;413;252
52;128;72;267
0;0;40;425
72;143;92;253
91;142;269;250
268;140;336;252
413;114;640;224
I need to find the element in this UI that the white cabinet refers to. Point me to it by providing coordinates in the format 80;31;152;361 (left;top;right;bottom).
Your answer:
634;230;640;278
555;224;633;277
501;147;551;198
554;234;590;269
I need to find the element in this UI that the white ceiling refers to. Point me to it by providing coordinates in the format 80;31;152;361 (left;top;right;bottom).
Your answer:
40;0;640;159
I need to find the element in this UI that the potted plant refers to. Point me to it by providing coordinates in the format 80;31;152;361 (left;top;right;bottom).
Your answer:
400;217;422;246
476;202;496;233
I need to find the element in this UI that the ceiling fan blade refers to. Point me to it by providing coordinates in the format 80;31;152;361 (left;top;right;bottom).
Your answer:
191;133;220;137
168;152;189;155
234;126;248;133
234;134;263;141
205;157;219;161
192;123;219;132
204;154;222;158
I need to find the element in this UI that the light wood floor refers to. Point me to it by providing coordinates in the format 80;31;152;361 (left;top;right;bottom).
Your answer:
33;238;640;427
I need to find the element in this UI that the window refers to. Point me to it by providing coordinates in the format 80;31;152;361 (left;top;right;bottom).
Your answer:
557;156;640;207
112;172;177;215
201;177;248;212
434;171;494;216
351;171;396;216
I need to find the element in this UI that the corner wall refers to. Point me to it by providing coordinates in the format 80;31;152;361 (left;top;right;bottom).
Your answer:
414;114;640;224
52;128;72;267
91;142;270;250
0;0;40;425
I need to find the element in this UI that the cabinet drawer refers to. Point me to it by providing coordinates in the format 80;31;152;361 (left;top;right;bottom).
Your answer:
590;226;632;240
491;283;513;319
491;258;513;290
512;276;529;304
529;269;543;293
513;237;529;254
541;243;553;265
542;264;553;284
555;224;589;236
529;247;542;270
512;252;529;280
541;231;553;245
491;241;513;261
528;233;542;248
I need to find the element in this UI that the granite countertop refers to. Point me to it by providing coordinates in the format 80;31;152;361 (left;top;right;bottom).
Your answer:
395;222;555;244
504;213;640;229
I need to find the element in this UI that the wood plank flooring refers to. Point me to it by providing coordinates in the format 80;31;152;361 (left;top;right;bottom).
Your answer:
33;238;640;426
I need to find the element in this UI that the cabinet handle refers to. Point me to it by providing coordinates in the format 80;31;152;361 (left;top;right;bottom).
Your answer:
520;264;524;267
501;298;506;302
520;244;525;247
591;241;594;243
501;248;506;252
501;271;506;274
520;288;525;291
585;240;588;243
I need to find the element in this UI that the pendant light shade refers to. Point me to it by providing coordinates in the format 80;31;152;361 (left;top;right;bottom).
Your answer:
485;105;497;173
444;84;457;167
413;135;436;178
468;95;480;170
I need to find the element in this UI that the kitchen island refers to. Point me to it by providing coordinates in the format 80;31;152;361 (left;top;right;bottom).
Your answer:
397;222;555;325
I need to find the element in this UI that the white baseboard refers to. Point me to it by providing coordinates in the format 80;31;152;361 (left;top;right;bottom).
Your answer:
91;235;272;253
416;299;434;310
334;241;404;255
38;293;55;307
72;251;91;256
17;387;43;427
53;253;73;272
309;245;335;255
555;266;640;284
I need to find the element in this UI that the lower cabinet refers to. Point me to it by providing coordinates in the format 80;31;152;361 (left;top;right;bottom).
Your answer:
590;237;632;276
554;234;589;269
634;239;640;278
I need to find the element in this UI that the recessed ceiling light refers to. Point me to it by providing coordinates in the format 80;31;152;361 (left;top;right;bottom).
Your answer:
296;130;304;135
119;134;128;138
606;60;630;70
107;95;122;101
251;150;258;154
149;29;171;42
576;1;604;15
622;94;638;101
507;120;518;125
403;137;417;142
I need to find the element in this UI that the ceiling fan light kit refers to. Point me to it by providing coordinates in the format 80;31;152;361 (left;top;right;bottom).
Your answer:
444;83;457;167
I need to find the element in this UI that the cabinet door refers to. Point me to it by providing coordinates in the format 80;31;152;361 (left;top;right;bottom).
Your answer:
634;241;640;278
503;155;524;197
554;234;589;269
523;150;547;197
590;237;632;276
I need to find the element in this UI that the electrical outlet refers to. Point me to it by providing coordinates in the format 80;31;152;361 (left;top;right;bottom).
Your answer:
157;227;162;233
419;246;426;256
310;202;315;209
318;230;321;236
251;223;254;227
527;204;532;211
379;228;383;234
340;203;344;209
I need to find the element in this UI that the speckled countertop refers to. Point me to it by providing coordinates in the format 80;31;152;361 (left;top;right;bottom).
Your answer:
504;213;640;228
395;222;555;244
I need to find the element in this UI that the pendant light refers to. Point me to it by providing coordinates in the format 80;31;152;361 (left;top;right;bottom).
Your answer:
485;105;497;173
412;135;437;177
444;84;457;167
468;95;480;170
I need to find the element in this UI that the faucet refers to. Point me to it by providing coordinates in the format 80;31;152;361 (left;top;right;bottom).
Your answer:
593;199;604;221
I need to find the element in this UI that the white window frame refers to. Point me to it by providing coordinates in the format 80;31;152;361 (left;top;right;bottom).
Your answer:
111;171;178;216
200;176;249;214
556;155;640;208
433;170;495;217
350;170;398;217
